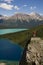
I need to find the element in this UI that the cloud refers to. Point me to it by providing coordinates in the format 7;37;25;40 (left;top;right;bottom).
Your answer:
14;5;27;11
0;3;13;10
30;6;36;10
14;6;20;10
18;4;27;10
23;5;27;7
0;3;27;11
1;0;13;3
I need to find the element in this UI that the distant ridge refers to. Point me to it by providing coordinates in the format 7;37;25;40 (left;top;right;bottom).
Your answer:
0;12;43;28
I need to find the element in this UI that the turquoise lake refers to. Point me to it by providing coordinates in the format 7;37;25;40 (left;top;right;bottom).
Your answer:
0;29;27;35
0;29;26;61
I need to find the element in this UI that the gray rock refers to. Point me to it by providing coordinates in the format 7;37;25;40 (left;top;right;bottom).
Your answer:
19;37;43;65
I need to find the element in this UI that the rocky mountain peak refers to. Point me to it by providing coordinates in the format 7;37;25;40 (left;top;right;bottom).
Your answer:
29;12;41;17
29;12;43;20
0;15;3;17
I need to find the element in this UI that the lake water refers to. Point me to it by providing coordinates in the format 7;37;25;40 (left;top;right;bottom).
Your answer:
0;29;26;61
0;29;27;35
0;39;23;61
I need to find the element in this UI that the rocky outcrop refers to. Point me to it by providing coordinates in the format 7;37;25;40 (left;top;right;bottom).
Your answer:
19;37;43;65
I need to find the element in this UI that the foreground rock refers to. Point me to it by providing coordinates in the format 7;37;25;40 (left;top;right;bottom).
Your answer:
19;37;43;65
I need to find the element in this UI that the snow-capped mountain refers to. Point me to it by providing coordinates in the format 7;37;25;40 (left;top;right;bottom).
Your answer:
0;15;9;20
0;15;4;19
0;12;43;28
9;13;31;23
29;12;43;20
9;12;43;21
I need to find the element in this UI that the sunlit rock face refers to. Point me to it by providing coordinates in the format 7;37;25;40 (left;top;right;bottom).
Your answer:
26;37;43;65
19;37;43;65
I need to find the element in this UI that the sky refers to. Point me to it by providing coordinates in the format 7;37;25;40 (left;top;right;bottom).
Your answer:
0;0;43;16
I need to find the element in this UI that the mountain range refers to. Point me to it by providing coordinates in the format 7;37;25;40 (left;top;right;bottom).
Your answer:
0;12;43;28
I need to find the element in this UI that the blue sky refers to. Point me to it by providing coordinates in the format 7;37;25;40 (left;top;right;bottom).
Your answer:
0;0;43;16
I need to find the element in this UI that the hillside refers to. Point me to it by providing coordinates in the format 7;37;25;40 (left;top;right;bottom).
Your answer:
0;25;43;47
